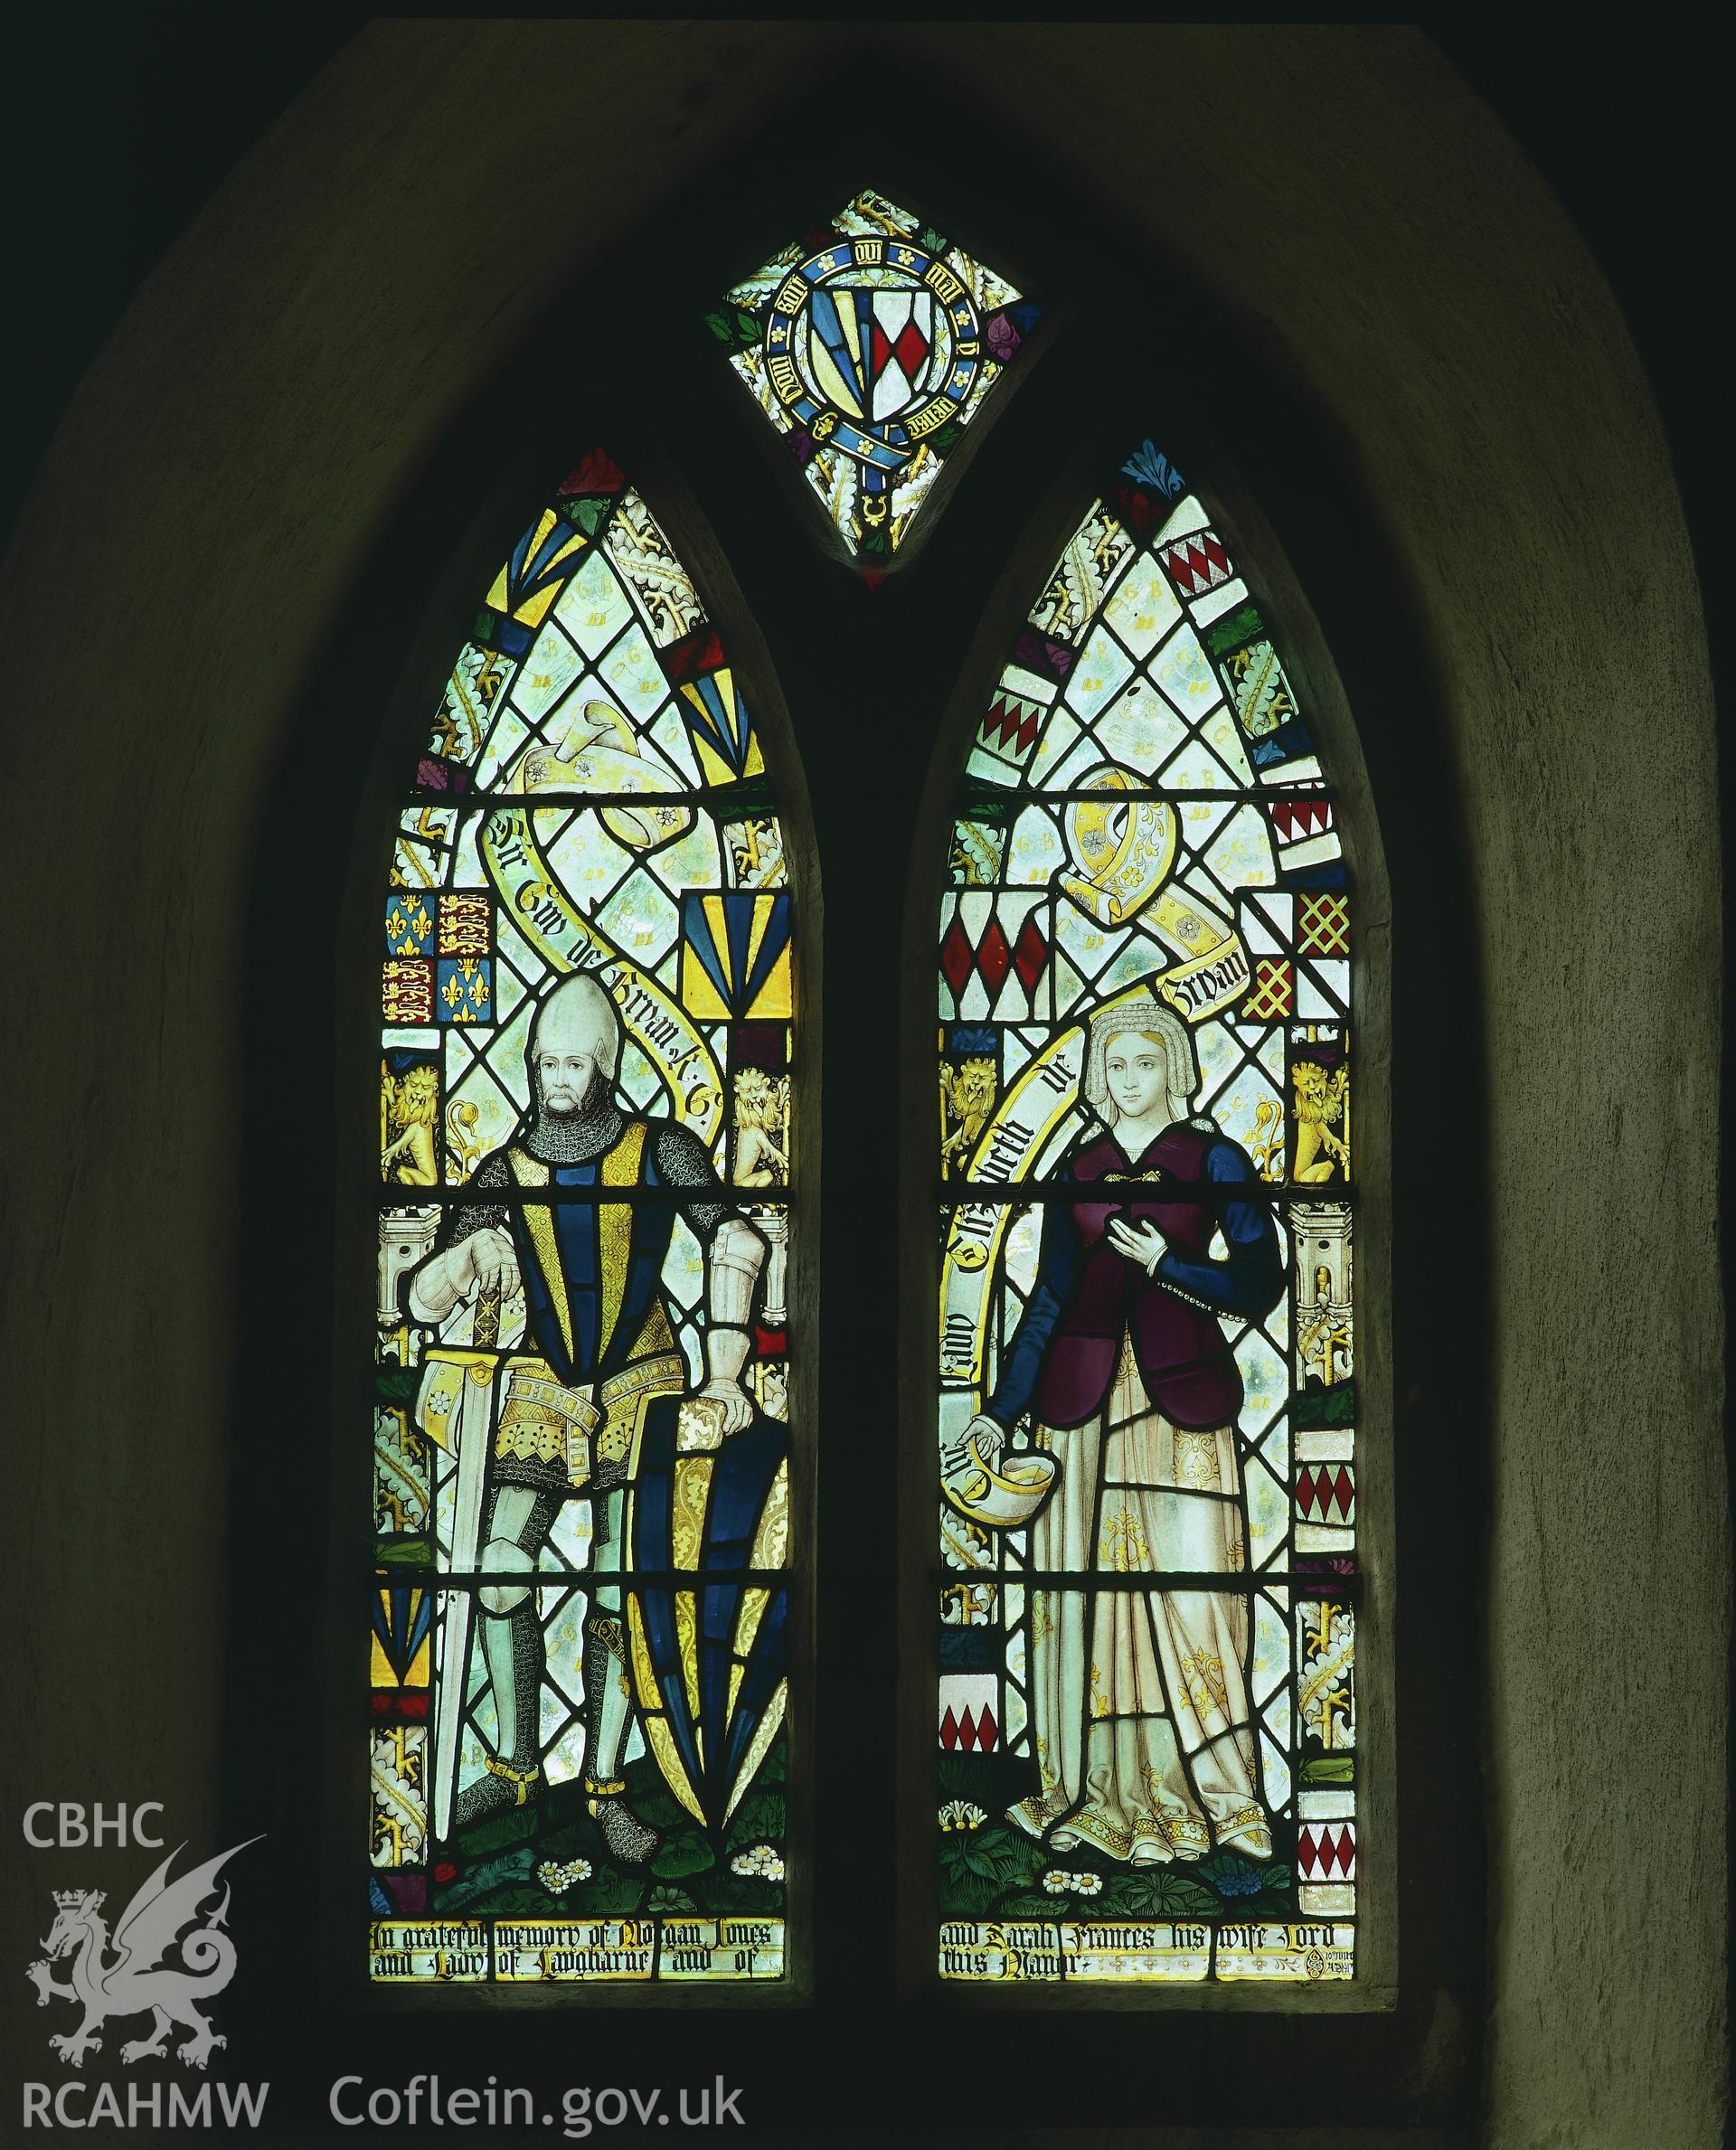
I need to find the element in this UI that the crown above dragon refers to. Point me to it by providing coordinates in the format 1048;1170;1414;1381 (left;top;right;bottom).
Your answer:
52;1889;102;1910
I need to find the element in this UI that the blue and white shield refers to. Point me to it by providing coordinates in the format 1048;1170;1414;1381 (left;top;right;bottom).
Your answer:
805;284;948;426
626;1397;789;1834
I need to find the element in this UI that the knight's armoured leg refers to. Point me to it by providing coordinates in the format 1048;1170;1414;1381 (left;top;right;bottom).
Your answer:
582;1485;659;1863
481;1602;542;1763
584;1601;635;1787
455;1485;557;1830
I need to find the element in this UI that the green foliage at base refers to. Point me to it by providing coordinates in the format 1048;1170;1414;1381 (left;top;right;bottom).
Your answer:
431;1730;788;1923
934;1749;1295;1922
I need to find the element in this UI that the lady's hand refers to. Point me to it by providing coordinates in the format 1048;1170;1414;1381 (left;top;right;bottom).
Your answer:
1107;1217;1167;1275
964;1412;1007;1465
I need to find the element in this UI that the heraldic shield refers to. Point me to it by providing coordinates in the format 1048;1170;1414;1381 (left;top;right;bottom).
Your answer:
626;1392;789;1834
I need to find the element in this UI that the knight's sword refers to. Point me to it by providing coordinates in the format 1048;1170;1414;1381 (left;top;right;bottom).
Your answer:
432;1279;501;1844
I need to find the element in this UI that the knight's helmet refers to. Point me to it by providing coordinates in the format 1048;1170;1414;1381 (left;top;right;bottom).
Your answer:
526;972;622;1109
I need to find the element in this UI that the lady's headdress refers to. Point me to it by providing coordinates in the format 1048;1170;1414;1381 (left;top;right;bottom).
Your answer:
1081;996;1200;1127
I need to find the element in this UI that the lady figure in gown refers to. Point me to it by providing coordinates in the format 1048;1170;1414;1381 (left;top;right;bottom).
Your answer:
965;999;1283;1865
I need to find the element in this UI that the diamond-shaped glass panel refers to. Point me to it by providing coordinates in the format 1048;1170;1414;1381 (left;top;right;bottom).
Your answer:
710;186;1039;565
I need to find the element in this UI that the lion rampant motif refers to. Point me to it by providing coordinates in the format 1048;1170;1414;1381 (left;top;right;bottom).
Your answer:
25;1839;257;2071
940;1057;997;1177
732;1067;789;1186
1292;1059;1350;1183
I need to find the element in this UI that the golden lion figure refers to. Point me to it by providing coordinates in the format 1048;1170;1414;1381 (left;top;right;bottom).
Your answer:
939;1057;997;1177
1291;1060;1350;1183
382;1061;439;1186
732;1068;789;1186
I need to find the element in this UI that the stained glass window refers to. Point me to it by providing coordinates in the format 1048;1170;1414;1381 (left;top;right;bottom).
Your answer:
709;185;1039;564
934;441;1356;1985
372;452;796;1985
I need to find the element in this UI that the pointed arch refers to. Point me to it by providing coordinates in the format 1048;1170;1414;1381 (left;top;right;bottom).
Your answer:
369;451;806;1987
926;438;1381;1988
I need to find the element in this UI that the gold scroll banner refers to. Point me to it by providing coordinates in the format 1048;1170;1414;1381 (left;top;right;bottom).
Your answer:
1146;881;1251;1023
1056;778;1177;928
939;1027;1085;1390
479;804;725;1155
1053;766;1250;1023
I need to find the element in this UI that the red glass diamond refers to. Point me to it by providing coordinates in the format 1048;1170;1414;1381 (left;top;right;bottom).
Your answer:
976;918;1012;995
892;318;931;380
1161;533;1233;596
1298;1823;1357;1879
870;317;933;386
939;919;975;999
1013;915;1047;995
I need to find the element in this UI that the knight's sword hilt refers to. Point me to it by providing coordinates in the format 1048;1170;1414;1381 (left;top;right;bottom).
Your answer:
473;1280;502;1348
430;1276;504;1844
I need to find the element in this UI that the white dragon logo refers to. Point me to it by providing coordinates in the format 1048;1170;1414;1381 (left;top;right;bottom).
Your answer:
25;1838;258;2071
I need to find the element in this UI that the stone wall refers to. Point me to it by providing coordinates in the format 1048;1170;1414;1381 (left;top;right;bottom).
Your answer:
0;24;1721;2145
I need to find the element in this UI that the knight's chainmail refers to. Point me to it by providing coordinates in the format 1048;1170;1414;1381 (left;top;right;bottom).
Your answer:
647;1120;728;1237
440;1068;728;1247
524;1063;625;1163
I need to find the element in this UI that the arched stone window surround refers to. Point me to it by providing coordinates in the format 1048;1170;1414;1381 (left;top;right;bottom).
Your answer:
2;26;1720;2145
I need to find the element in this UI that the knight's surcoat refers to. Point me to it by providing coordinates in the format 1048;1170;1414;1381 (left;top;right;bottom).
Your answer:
426;1114;725;1494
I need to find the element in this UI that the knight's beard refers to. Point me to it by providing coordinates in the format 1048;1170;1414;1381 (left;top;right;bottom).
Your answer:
527;1062;622;1163
542;1061;602;1113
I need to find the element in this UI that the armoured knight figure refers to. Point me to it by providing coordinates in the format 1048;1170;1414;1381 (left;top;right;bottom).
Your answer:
406;973;765;1862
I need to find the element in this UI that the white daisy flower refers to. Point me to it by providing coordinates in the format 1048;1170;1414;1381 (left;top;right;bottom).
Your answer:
1042;1869;1071;1894
537;1857;591;1892
1072;1872;1103;1896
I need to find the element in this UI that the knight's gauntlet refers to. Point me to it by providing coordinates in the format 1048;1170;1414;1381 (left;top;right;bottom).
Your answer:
407;1241;469;1325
